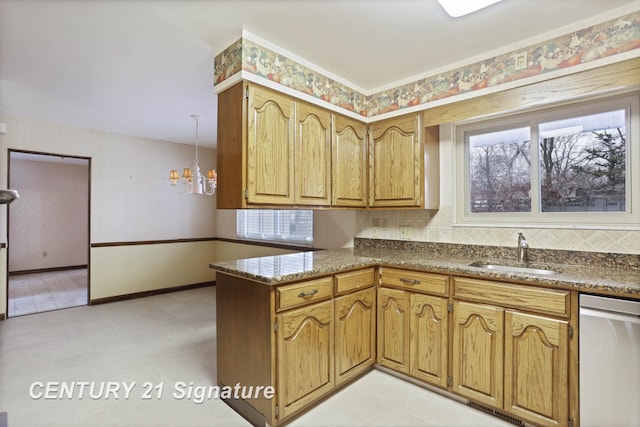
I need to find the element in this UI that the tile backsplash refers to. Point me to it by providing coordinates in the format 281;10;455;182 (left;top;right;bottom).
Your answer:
356;207;640;254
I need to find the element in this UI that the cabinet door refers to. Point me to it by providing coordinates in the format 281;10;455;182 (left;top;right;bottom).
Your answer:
410;293;448;388
295;102;332;206
335;287;376;385
277;299;334;420
377;287;410;373
332;115;368;207
247;84;295;205
452;301;504;407
505;311;569;427
369;113;422;207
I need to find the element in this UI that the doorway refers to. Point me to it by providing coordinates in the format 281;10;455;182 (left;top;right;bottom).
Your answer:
6;150;90;317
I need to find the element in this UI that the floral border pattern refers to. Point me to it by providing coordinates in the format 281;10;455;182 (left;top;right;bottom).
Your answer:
214;11;640;118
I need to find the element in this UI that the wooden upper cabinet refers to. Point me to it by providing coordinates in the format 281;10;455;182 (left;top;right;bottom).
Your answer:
295;103;332;206
216;82;246;209
217;81;437;209
332;115;368;207
369;113;423;207
246;84;296;205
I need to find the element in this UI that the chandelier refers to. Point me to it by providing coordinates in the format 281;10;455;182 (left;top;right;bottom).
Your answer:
169;115;217;195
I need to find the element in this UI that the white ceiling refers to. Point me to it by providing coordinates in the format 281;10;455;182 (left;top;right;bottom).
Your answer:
1;0;639;148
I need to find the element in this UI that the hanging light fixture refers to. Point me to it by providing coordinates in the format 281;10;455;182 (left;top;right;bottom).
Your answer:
169;114;217;195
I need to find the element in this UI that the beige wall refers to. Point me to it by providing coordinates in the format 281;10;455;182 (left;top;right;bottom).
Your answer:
9;158;89;271
89;240;297;301
0;116;218;311
90;241;217;300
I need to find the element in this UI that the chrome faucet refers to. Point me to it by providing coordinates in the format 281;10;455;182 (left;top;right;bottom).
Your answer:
517;232;529;263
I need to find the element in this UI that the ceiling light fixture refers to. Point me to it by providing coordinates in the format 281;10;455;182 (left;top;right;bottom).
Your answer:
436;0;503;17
169;115;217;195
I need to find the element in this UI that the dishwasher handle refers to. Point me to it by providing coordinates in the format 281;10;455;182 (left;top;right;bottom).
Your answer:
580;307;640;325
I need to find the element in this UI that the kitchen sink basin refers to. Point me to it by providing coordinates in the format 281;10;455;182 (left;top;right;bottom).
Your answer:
469;261;558;276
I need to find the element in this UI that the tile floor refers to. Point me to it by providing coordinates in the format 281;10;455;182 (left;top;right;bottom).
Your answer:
8;269;88;317
0;287;513;427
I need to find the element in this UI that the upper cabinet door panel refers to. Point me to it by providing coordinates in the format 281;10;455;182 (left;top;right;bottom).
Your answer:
295;103;332;206
247;85;295;205
332;115;368;207
369;113;422;207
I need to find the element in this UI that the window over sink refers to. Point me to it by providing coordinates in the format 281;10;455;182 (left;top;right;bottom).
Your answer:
455;93;639;227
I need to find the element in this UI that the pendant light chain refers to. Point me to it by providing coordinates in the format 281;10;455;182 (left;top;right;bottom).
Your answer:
193;114;200;168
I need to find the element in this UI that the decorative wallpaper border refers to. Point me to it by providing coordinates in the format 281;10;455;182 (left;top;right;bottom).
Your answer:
214;10;640;118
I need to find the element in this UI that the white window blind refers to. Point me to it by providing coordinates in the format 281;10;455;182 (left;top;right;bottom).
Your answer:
237;210;314;246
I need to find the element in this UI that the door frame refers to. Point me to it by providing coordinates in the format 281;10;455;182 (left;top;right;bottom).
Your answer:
6;149;92;315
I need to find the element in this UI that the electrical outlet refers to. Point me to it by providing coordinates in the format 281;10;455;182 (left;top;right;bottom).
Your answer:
399;226;413;240
514;52;527;70
372;226;380;238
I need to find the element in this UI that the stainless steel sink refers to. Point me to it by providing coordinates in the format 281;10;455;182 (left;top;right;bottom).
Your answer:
469;261;558;276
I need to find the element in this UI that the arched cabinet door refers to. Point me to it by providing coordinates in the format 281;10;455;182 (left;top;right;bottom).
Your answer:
504;310;569;427
335;287;376;385
332;115;367;207
276;300;334;420
452;300;504;408
295;102;332;206
247;84;295;205
377;287;410;373
368;113;422;207
410;293;448;388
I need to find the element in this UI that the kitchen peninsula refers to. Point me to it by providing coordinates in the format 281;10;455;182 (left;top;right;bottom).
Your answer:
210;239;640;427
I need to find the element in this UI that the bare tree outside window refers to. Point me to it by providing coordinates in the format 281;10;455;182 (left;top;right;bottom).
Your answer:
467;109;627;215
539;110;626;212
459;96;635;225
468;127;531;213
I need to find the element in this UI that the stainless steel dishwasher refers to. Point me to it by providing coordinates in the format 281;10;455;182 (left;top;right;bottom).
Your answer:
579;294;640;426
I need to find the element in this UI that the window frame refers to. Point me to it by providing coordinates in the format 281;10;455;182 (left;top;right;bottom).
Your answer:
236;209;314;247
454;93;640;228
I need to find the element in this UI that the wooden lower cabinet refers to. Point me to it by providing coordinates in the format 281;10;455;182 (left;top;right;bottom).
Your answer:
377;287;410;372
452;300;504;407
335;287;376;385
276;299;334;420
505;310;569;427
377;287;449;388
410;293;449;388
452;290;571;427
216;269;575;427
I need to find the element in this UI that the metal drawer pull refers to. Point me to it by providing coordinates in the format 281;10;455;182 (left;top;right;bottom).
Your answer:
298;289;319;298
400;278;421;285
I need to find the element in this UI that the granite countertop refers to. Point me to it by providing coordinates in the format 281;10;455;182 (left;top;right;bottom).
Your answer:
209;243;640;299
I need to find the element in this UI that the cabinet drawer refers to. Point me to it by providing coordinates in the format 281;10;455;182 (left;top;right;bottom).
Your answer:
335;268;375;295
277;277;333;311
380;267;448;296
453;277;570;318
